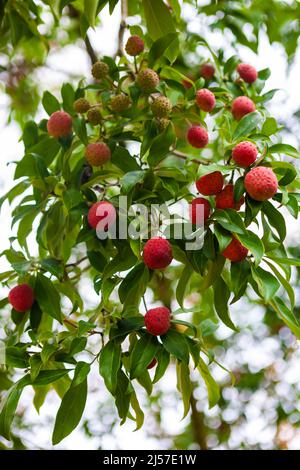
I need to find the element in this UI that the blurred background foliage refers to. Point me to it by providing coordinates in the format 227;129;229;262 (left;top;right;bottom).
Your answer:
1;0;300;450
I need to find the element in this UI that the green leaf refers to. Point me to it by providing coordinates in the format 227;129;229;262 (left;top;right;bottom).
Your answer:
99;340;121;394
42;91;60;116
153;347;170;383
84;0;98;27
213;277;237;331
198;357;220;408
176;264;193;308
0;375;30;440
148;32;178;67
251;265;280;302
233;112;262;140
236;230;264;265
111;146;140;173
121;171;146;194
262;201;286;241
271;298;300;339
130;334;159;379
34;274;62;323
110;316;145;340
52;362;90;444
130;390;144;431
269;143;299;159
265;260;295;309
147;123;176;166
177;362;192;418
161;329;189;363
115;369;132;422
262;117;278;136
214;209;245;234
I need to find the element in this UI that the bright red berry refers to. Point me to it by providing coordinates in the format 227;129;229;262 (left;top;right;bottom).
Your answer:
200;63;215;80
244;167;278;201
231;96;255;121
237;63;258;84
143;237;173;270
196;88;216;112
232;141;258;167
196;171;224;195
222;237;248;262
144;307;171;336
87;201;116;231
190;197;211;224
215;184;244;211
47;111;72;138
85;142;111;166
8;284;34;312
187;126;209;148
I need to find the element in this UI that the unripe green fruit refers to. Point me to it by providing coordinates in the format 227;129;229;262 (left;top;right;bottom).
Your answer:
74;98;90;114
110;94;131;113
92;61;109;79
54;182;67;196
87;107;102;125
136;68;159;93
151;96;172;117
155;118;170;133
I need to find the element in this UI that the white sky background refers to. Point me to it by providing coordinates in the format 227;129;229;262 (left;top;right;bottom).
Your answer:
1;2;300;450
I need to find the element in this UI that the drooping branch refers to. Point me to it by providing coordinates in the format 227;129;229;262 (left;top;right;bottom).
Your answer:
68;5;98;64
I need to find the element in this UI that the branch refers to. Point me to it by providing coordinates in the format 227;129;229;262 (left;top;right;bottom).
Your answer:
115;0;128;58
190;388;208;450
68;5;98;64
170;149;210;166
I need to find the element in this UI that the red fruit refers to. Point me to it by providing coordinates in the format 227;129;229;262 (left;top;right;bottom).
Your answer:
215;184;244;210
222;237;248;262
147;358;157;369
190;197;211;224
232;141;258;167
144;307;171;336
125;35;144;56
143;237;173;270
244;167;278;201
196;88;216;112
182;79;193;89
8;284;34;312
85;142;111;166
200;63;215;80
196;171;224;196
231;96;255;121
87;201;116;231
187;126;209;148
237;63;258;84
47;111;72;138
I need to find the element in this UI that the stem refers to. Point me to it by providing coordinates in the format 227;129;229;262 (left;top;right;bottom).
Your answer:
190;386;208;450
170;149;210;166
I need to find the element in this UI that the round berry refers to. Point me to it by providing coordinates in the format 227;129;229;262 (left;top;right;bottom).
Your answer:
196;171;224;195
125;35;144;56
92;61;109;79
151;96;172;118
74;98;90;114
187;126;209;148
196;88;216;112
215;184;244;210
244;167;278;201
222;237;248;262
200;63;215;80
8;284;34;312
88;201;116;231
231;96;256;121
110;94;131;113
85;142;111;167
47;111;72;138
237;63;258;84
87;107;102;125
143;237;173;270
190;197;211;224
144;307;171;336
136;68;159;93
232;141;258;167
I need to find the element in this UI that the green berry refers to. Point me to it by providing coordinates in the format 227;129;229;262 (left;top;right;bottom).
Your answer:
156;118;170;133
136;68;159;93
110;94;131;113
87;107;102;125
92;61;109;79
151;96;172;118
74;98;90;114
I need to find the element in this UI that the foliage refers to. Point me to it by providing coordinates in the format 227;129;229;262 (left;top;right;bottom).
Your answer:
0;0;300;446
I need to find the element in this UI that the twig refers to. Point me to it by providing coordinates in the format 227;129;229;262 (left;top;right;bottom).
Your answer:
66;256;88;268
68;5;98;64
115;0;127;58
170;149;210;165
